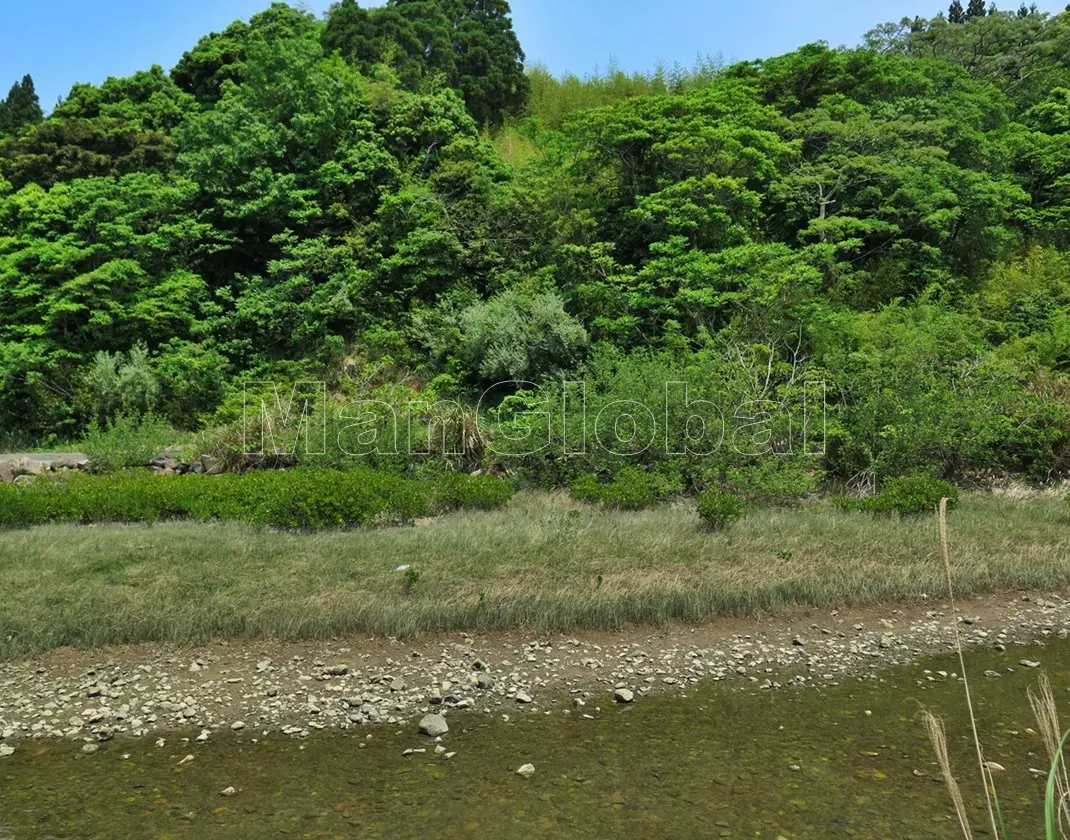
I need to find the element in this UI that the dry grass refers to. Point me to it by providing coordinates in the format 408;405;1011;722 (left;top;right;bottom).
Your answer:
0;491;1068;658
926;499;1070;840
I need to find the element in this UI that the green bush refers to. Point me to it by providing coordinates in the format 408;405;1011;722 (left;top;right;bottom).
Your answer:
571;466;679;510
80;414;177;472
696;490;747;529
837;474;961;516
459;289;589;385
722;459;822;505
0;469;514;531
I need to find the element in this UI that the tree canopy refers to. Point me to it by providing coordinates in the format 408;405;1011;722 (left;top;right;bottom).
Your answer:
2;2;1069;486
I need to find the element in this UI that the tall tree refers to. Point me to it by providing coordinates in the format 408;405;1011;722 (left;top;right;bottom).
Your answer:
967;0;987;17
438;0;529;126
0;74;43;135
949;0;966;23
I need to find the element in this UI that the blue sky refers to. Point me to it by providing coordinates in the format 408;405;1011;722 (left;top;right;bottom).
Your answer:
2;1;1066;110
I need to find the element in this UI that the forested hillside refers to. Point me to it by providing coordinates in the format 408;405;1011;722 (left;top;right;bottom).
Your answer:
1;1;1069;496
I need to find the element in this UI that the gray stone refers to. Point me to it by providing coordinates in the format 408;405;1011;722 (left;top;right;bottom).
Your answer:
613;688;634;704
419;714;449;737
199;454;224;476
516;763;535;778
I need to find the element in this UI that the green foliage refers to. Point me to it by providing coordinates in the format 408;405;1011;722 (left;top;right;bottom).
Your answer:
459;289;588;385
322;0;529;126
0;74;43;136
722;459;821;505
571;466;680;510
2;2;1070;490
0;468;513;530
696;490;747;529
839;474;961;516
85;343;160;424
80;414;177;472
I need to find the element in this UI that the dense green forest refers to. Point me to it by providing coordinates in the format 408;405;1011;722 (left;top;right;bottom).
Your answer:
1;1;1069;496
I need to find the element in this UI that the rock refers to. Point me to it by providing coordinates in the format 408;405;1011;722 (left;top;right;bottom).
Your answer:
199;454;224;476
325;665;349;677
0;453;89;483
0;744;13;758
613;688;635;704
419;714;449;738
389;677;407;692
231;721;246;731
476;674;495;691
1020;660;1041;669
515;691;533;704
81;743;100;755
878;635;893;650
220;787;237;797
984;670;1001;679
516;763;536;778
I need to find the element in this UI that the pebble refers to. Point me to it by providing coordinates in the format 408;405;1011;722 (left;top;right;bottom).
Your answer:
516;763;536;778
0;596;1065;748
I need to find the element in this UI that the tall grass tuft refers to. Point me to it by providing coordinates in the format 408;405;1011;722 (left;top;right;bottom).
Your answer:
926;498;1070;839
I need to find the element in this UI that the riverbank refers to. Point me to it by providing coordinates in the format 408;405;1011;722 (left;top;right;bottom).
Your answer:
1;491;1068;658
1;589;1067;748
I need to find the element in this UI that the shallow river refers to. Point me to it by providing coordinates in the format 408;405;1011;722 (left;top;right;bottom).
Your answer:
3;640;1070;839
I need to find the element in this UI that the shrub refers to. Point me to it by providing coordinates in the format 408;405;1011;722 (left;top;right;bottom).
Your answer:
459;289;589;385
722;459;822;505
837;474;961;516
571;466;679;510
871;475;960;515
80;414;177;472
0;469;514;531
696;490;747;529
84;343;160;424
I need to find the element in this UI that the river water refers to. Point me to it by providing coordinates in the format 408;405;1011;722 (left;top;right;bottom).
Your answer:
2;640;1068;839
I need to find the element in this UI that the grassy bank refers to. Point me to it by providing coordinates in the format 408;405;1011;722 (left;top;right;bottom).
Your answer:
0;492;1067;658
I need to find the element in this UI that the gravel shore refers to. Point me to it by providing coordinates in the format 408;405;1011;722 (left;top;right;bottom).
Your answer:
1;591;1067;749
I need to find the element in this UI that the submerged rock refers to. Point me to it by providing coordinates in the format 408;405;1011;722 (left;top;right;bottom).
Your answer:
419;714;449;738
